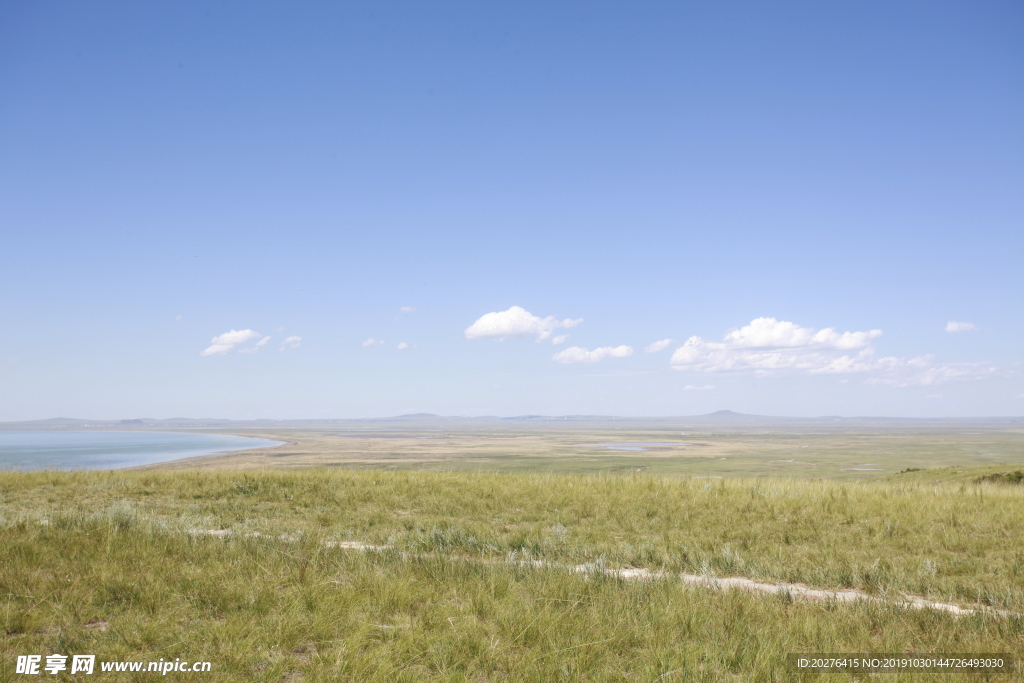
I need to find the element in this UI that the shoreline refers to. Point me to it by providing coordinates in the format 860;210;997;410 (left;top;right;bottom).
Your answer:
0;429;288;472
130;432;296;470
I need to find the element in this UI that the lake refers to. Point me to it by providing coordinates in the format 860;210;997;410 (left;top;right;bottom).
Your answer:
0;430;284;470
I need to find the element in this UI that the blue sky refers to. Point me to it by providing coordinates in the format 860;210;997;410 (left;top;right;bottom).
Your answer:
2;1;1021;419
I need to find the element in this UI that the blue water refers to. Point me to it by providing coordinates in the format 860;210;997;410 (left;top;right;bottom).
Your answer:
578;442;695;452
0;430;284;470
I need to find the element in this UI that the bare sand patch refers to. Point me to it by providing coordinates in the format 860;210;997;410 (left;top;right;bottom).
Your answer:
192;529;1015;618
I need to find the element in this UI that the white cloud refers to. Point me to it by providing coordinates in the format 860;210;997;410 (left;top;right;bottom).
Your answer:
200;329;262;356
553;345;633;364
272;326;286;333
551;334;569;345
669;317;991;387
400;306;415;313
465;306;582;342
362;338;386;348
174;315;183;321
397;342;410;350
722;317;881;350
645;339;674;353
280;336;302;350
671;319;880;376
684;384;715;391
670;318;882;374
239;336;272;354
945;321;977;332
862;357;997;387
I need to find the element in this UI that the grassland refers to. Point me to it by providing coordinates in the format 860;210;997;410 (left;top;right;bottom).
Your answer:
2;467;1022;681
148;423;1024;480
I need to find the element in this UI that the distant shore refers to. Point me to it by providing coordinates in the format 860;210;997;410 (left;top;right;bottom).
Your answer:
0;429;285;471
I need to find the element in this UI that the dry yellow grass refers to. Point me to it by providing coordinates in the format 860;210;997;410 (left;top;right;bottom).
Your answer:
143;424;1024;481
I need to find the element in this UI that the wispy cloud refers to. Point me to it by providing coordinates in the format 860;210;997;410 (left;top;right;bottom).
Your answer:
280;336;302;350
362;338;386;348
553;345;633;364
684;384;715;390
645;338;673;353
239;336;272;354
400;306;415;313
466;306;582;342
200;329;262;356
551;334;569;345
945;321;977;332
862;357;997;387
396;342;414;350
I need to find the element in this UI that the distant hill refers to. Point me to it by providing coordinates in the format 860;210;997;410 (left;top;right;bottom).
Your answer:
2;412;1021;429
701;410;758;419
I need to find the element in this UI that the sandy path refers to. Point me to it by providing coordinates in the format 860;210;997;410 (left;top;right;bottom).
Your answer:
191;530;1016;618
509;558;1014;617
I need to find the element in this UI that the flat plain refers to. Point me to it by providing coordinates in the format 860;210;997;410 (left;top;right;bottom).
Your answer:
2;418;1023;681
145;419;1024;480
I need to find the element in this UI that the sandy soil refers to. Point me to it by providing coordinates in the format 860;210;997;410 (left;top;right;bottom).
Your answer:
191;529;1015;618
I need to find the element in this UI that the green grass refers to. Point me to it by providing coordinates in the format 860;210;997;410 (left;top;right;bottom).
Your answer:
891;463;1024;485
977;471;1024;485
2;468;1022;681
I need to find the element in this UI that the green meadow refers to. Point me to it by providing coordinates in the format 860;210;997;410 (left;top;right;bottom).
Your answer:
2;466;1022;681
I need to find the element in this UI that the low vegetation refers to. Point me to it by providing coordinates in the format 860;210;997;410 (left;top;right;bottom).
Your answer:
976;470;1024;485
2;468;1022;681
151;425;1024;480
893;463;1024;485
